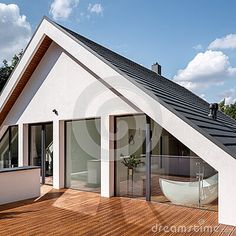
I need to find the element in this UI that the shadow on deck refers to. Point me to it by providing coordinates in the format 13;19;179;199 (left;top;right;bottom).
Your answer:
0;185;235;235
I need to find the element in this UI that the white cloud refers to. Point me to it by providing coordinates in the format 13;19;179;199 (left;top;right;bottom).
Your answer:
208;34;236;50
0;3;31;63
173;50;236;91
193;44;203;50
219;88;236;105
88;3;103;15
50;0;80;20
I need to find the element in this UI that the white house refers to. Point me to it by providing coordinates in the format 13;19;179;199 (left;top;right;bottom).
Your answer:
1;17;236;226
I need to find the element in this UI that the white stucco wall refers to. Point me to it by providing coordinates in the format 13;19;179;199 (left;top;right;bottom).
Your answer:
0;168;40;205
2;42;138;125
1;42;139;196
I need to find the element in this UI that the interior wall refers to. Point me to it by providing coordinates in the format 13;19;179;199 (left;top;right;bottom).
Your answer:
66;119;101;173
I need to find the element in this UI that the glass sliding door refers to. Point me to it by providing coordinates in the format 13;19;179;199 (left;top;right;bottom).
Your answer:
29;123;53;185
115;115;146;198
0;129;10;169
10;126;19;168
45;124;53;185
65;118;101;193
29;125;42;168
150;120;218;211
0;126;18;169
114;115;218;211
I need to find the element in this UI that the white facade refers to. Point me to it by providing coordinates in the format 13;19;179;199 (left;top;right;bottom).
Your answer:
0;18;236;226
1;41;139;194
0;168;40;205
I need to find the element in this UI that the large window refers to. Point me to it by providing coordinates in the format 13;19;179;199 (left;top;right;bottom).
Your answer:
150;120;217;211
115;115;218;211
0;126;18;169
65;118;101;193
29;123;53;185
115;115;146;197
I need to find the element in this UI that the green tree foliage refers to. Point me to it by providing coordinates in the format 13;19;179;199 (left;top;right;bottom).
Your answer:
219;99;236;120
219;99;225;112
0;51;23;92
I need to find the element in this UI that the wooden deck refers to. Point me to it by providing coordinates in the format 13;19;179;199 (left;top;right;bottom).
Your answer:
0;186;235;236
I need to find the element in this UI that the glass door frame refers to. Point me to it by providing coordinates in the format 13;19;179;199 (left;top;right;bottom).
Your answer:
28;122;53;185
113;114;218;211
64;117;101;192
114;113;146;197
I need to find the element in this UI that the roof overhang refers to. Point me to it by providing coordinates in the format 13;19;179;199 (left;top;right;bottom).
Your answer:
0;35;52;125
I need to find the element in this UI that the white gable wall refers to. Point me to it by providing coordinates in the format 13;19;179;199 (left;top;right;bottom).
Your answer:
2;42;138;125
1;41;139;198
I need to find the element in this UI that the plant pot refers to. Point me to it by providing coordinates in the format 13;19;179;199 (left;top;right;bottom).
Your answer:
128;168;133;176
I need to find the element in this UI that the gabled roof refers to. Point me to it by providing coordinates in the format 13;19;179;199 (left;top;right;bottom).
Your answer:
54;21;236;157
1;17;236;159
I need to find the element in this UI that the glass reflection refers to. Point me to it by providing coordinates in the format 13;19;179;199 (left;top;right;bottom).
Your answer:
66;118;101;193
115;115;218;211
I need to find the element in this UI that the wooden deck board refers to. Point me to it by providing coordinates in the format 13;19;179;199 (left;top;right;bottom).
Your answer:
0;186;234;236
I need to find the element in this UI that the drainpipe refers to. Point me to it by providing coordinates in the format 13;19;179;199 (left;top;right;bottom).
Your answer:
146;116;152;201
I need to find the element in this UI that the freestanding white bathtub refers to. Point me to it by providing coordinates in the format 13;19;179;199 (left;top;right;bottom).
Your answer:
159;174;218;205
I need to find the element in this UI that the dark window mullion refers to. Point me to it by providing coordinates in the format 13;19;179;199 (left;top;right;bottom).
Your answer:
8;127;12;168
41;125;46;184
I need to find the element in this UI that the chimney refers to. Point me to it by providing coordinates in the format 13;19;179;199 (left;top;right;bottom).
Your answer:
151;62;161;75
208;103;219;120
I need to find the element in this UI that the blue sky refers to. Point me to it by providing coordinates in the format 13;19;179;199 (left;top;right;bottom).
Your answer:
1;0;236;103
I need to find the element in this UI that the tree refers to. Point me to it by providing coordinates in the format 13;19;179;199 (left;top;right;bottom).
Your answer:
0;50;23;92
219;99;236;120
219;99;225;112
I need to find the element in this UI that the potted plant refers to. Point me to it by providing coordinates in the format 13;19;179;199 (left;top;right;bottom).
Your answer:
121;155;143;176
